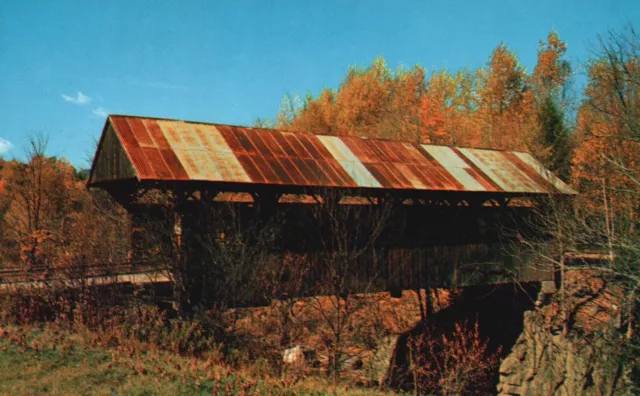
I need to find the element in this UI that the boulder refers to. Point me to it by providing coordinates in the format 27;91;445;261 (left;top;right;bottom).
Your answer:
283;345;316;366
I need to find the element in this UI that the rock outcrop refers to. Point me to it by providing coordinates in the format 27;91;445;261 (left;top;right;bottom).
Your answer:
497;273;633;396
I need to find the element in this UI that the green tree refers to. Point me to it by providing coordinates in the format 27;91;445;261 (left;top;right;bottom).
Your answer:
537;95;572;180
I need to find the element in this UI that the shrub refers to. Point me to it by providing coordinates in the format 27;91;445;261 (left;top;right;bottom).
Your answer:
409;319;501;395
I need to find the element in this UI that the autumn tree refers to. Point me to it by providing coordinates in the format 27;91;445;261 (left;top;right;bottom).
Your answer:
420;69;479;146
521;27;639;391
572;27;640;218
0;134;130;279
0;134;76;268
532;32;573;180
475;44;534;151
282;57;425;142
298;190;398;384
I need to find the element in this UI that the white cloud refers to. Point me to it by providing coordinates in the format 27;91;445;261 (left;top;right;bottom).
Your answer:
92;107;108;118
61;91;92;105
0;138;14;154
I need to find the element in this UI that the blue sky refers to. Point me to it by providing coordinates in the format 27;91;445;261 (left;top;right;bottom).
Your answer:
0;0;637;168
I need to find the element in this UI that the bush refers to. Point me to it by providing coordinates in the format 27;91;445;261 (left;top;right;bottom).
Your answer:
409;319;501;395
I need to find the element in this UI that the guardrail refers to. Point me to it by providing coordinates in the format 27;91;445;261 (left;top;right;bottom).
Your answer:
0;261;167;285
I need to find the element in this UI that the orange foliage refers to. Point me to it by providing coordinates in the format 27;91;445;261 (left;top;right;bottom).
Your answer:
282;37;569;156
0;149;129;270
572;56;640;217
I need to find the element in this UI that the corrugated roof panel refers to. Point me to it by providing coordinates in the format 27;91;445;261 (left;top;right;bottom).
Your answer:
297;135;324;161
417;148;466;190
364;164;394;188
317;136;380;188
158;120;186;149
291;158;317;185
141;147;172;179
190;149;223;181
159;148;189;180
285;133;314;159
278;156;308;185
271;132;298;158
216;125;246;153
259;131;288;157
457;148;545;193
395;163;428;189
372;140;401;163
236;153;267;183
98;115;575;196
110;116;139;149
422;146;487;191
513;152;576;194
126;117;155;148
127;147;155;179
143;119;171;149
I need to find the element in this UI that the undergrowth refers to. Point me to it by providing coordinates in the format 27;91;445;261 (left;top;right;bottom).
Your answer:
0;286;396;395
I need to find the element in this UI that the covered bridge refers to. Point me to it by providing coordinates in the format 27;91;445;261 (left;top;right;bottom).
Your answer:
87;115;575;303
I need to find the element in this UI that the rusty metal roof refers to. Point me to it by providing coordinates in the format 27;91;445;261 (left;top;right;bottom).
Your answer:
88;115;575;195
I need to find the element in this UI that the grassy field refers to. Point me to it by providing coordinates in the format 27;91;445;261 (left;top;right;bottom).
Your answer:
0;325;397;395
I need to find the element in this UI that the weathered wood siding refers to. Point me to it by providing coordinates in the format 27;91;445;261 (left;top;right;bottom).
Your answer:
90;126;136;183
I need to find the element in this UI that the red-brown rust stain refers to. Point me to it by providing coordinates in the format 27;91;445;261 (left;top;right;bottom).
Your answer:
366;140;391;163
296;135;324;161
244;129;300;185
417;149;464;190
293;158;319;185
365;165;394;188
160;149;189;180
244;128;273;158
405;143;429;164
265;157;294;184
260;131;288;157
272;133;298;157
273;154;300;185
236;153;267;183
284;134;312;159
141;147;172;179
405;165;434;189
320;159;348;186
250;154;281;184
126;117;155;147
110;116;140;149
308;135;334;160
451;148;502;192
309;160;338;186
465;168;500;192
327;160;356;187
344;138;375;162
217;125;245;153
234;129;259;153
143;120;171;149
413;164;443;189
126;147;154;179
383;163;414;188
396;163;425;188
104;116;569;194
376;163;407;188
421;163;453;190
368;140;404;162
501;152;553;193
306;159;330;185
279;156;309;185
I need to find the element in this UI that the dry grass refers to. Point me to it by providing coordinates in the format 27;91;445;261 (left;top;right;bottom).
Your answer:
0;324;399;395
